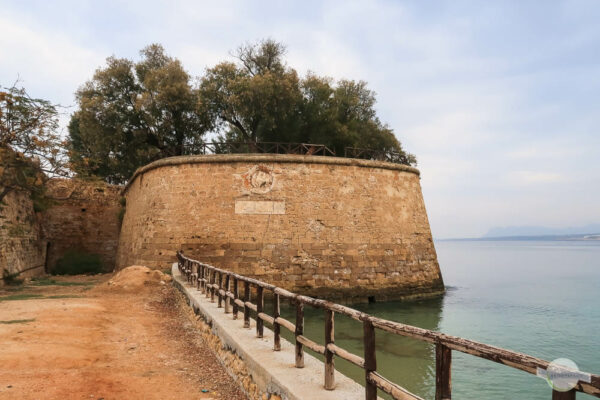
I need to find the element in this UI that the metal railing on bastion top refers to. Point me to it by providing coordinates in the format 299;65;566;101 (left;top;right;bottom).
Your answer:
176;251;600;400
343;146;415;165
182;142;412;165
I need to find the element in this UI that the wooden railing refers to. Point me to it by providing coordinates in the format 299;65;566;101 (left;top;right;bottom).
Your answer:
176;251;600;400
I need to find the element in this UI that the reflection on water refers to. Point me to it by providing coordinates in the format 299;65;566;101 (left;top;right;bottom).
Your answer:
277;296;443;399
266;241;600;400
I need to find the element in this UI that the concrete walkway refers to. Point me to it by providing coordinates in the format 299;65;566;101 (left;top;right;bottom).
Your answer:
172;263;368;400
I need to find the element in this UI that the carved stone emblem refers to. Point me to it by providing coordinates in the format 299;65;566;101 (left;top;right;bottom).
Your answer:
244;165;274;194
46;180;75;200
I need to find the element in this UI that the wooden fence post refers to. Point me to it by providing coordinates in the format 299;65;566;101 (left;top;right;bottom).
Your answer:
199;265;203;292
224;274;231;313
232;277;239;319
210;271;215;303
363;319;377;400
552;390;576;400
324;309;335;390
243;281;250;328
256;286;264;338
435;342;452;400
217;272;223;308
205;269;211;299
196;263;201;290
295;302;304;368
273;293;281;351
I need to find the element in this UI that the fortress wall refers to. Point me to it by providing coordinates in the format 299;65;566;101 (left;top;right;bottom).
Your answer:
116;154;444;302
0;189;45;283
41;179;122;272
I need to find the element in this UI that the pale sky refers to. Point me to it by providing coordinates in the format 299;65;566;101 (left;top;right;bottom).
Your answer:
1;0;599;238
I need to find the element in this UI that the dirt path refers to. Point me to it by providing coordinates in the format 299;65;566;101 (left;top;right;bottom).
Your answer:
0;273;247;400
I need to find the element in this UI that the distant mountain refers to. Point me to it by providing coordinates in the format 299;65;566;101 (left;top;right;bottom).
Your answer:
483;224;600;238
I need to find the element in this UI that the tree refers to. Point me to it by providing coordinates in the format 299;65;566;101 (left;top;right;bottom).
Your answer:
0;85;67;203
70;40;415;183
68;44;208;184
200;40;302;144
199;39;415;163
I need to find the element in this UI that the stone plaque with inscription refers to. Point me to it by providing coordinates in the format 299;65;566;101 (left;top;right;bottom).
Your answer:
235;200;285;215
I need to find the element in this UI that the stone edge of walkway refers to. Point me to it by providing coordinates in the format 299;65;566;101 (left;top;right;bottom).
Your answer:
171;263;368;400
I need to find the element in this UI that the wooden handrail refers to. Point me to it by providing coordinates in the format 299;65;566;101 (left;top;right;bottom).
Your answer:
177;251;600;399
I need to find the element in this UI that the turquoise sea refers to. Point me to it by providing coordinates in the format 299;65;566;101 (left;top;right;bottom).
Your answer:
279;240;600;399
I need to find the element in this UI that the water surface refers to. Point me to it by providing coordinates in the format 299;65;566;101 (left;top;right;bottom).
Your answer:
278;240;600;399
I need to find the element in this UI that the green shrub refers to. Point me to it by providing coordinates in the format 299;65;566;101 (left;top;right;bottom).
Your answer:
31;191;55;212
53;250;103;275
117;197;126;225
31;278;97;286
117;207;126;224
2;270;23;286
0;293;41;302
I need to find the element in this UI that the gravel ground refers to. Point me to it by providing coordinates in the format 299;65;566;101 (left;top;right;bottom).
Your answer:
0;272;248;400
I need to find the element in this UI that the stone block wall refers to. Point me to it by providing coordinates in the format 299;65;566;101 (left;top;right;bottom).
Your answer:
117;154;444;302
41;179;122;273
0;189;46;283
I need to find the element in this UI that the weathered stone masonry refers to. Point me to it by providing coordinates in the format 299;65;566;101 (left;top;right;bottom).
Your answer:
117;154;444;302
0;179;122;284
0;190;46;282
42;179;121;273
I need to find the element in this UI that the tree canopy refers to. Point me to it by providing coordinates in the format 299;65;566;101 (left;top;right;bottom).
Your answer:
69;40;415;184
199;39;414;162
0;85;67;203
68;44;207;184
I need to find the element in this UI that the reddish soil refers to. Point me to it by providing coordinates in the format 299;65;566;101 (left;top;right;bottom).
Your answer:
0;270;247;400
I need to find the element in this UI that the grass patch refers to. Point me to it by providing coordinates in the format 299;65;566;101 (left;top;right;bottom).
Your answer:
117;207;126;224
31;278;97;287
0;318;35;324
162;268;172;276
54;250;103;275
2;270;23;286
0;293;44;302
0;294;83;302
45;295;83;299
5;286;24;292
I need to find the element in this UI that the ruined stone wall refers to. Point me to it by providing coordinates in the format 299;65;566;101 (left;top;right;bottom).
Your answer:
117;154;444;302
41;179;122;272
0;190;45;283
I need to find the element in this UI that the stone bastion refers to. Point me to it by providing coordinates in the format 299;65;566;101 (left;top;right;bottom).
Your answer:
116;154;444;302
